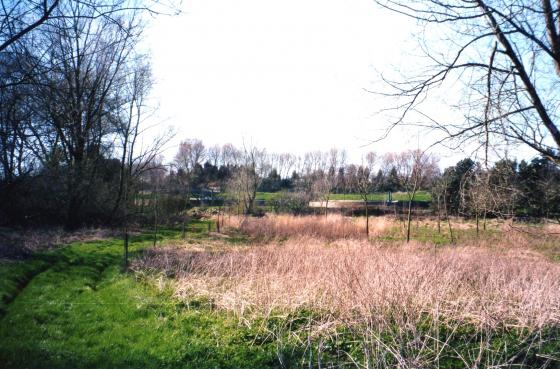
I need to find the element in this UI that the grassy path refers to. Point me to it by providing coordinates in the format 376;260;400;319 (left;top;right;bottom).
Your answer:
0;227;280;369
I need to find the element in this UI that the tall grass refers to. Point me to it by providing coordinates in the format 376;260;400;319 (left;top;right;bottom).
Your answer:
222;214;392;240
138;238;559;329
134;215;560;367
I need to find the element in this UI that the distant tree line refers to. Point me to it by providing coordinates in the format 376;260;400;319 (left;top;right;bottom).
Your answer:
162;140;439;198
144;139;441;217
158;139;559;221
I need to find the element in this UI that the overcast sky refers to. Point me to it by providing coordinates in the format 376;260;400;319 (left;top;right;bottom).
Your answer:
143;0;506;167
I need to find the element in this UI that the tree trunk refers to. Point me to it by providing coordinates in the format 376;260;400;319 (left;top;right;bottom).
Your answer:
123;228;129;268
112;132;129;222
475;212;479;237
66;162;85;230
140;181;145;213
437;194;441;234
153;188;158;248
406;196;413;243
364;199;369;236
443;189;454;243
123;172;130;269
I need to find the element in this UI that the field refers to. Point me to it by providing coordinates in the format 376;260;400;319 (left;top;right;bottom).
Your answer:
1;216;559;368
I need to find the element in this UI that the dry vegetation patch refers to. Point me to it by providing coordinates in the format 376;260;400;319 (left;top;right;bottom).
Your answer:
0;227;120;259
221;214;392;240
133;215;560;366
135;237;560;330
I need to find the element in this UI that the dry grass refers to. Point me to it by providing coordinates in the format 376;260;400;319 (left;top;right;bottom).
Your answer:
0;227;120;259
222;214;392;240
542;222;560;234
134;215;560;367
220;214;518;241
136;238;559;330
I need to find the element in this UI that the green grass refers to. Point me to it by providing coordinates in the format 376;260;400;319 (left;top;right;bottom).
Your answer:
255;191;432;203
176;191;432;204
0;258;51;315
255;192;282;201
328;190;432;202
0;222;281;369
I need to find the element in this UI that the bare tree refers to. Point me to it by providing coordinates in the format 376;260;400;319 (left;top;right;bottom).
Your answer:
311;170;331;217
269;152;296;179
206;144;221;167
432;174;445;234
0;0;177;229
27;1;147;228
221;143;241;167
0;0;62;53
344;164;358;194
227;144;268;215
433;171;455;242
460;164;492;236
113;60;174;266
0;0;177;54
175;139;206;173
142;157;166;248
375;0;560;163
174;138;206;200
311;149;345;218
487;159;520;218
356;152;377;235
172;138;206;233
538;172;560;220
394;150;439;242
112;58;152;214
0;52;34;183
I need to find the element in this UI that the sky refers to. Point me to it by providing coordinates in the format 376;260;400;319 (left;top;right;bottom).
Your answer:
143;0;525;168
